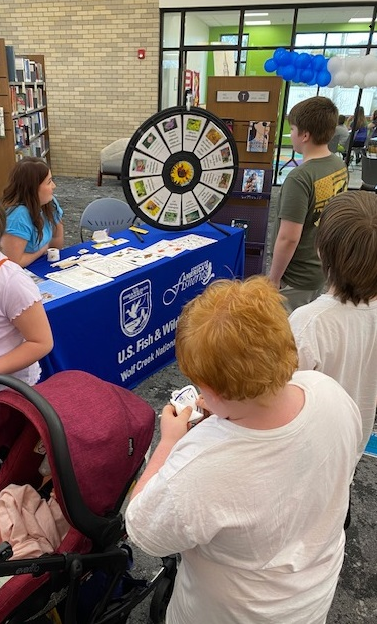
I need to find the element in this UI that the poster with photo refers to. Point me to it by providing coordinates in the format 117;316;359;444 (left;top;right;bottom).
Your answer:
182;114;205;152
130;176;164;203
200;170;233;193
156;115;182;153
160;194;182;227
194;183;223;214
140;187;170;222
182;192;205;225
241;169;265;193
194;122;226;158
200;143;234;170
136;128;171;161
247;121;271;153
128;152;164;177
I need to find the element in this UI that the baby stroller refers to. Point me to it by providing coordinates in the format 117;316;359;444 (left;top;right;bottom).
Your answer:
0;371;176;623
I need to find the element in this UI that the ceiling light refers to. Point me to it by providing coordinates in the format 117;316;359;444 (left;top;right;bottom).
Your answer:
245;20;271;26
348;18;371;23
245;12;269;17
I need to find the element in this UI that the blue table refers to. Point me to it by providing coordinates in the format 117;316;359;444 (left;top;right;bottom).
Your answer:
29;222;244;389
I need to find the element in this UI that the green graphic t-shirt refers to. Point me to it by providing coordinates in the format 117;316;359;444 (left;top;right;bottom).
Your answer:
271;155;348;290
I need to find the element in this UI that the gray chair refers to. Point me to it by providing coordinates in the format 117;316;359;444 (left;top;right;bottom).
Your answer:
79;198;136;241
97;138;129;186
361;156;377;192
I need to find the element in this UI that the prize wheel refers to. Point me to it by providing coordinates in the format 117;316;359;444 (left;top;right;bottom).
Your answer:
121;106;238;231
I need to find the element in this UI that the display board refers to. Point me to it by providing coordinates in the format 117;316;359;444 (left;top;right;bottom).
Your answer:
121;106;238;230
206;76;282;276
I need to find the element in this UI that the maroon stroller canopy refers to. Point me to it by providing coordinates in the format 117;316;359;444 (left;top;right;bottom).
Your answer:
0;371;155;527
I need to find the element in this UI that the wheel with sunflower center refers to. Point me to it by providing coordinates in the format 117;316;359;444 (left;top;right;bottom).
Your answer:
121;106;238;230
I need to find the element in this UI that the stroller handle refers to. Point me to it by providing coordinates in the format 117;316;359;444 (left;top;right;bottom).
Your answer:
0;375;123;549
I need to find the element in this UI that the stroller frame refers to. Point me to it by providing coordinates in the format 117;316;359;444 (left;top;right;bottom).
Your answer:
0;374;176;624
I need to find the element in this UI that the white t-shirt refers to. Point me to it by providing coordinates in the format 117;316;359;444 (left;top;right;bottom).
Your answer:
289;293;377;458
0;252;42;385
126;370;361;624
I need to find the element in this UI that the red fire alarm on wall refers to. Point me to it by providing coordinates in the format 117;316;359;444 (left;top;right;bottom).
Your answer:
137;49;146;60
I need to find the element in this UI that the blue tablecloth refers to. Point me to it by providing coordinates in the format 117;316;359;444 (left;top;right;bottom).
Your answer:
30;222;245;389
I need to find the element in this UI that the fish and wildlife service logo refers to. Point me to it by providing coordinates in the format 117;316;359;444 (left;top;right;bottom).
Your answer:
119;279;152;337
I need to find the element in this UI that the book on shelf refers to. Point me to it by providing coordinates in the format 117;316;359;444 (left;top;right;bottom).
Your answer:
16;92;26;113
38;110;45;130
23;57;31;82
29;60;36;82
30;134;47;157
34;62;44;81
246;121;271;153
34;85;45;108
5;45;16;81
241;169;265;193
15;57;24;82
25;87;34;110
10;85;19;114
14;117;29;148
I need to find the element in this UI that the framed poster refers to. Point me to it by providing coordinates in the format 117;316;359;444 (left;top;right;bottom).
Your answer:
122;106;238;231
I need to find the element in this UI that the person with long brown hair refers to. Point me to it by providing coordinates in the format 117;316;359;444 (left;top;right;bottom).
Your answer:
1;157;64;267
347;106;368;163
347;105;367;132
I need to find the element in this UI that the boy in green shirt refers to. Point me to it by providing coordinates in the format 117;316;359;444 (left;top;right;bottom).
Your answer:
270;96;348;312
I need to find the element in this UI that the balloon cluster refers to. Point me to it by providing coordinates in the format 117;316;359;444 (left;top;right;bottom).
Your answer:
327;55;377;88
264;48;331;87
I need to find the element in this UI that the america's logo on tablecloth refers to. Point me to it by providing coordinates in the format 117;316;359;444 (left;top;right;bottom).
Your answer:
119;279;152;337
163;260;214;305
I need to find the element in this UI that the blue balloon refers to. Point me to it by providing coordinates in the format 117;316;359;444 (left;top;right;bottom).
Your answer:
295;53;311;69
317;69;332;87
282;64;296;81
312;55;326;71
307;75;318;86
292;69;302;83
279;51;292;67
264;58;277;73
276;66;285;77
273;47;288;63
301;68;314;83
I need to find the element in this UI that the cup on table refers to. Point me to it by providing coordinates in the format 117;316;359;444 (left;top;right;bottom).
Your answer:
47;248;60;262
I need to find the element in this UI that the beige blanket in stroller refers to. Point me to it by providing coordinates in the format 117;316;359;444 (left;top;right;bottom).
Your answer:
0;483;70;562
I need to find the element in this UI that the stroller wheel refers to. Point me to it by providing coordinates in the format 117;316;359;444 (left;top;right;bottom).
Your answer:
149;577;174;624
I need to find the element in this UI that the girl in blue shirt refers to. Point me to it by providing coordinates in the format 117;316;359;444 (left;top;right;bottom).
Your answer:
1;157;64;267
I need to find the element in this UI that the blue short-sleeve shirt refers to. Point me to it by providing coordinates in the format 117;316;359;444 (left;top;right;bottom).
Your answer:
5;197;63;253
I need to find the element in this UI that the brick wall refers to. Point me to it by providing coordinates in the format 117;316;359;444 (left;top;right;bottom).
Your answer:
0;0;160;176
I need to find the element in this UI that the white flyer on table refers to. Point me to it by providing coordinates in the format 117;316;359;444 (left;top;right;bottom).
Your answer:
46;266;113;291
79;256;137;278
178;234;217;250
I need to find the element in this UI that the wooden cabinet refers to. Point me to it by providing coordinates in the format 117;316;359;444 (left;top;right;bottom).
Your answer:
206;76;282;276
0;39;50;197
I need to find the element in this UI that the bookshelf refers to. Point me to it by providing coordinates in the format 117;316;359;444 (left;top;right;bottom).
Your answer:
206;75;282;277
0;39;50;197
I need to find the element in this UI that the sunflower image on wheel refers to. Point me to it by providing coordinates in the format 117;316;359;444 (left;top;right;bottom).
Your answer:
170;161;194;187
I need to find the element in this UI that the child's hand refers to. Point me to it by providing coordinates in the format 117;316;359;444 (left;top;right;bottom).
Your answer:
160;403;193;444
